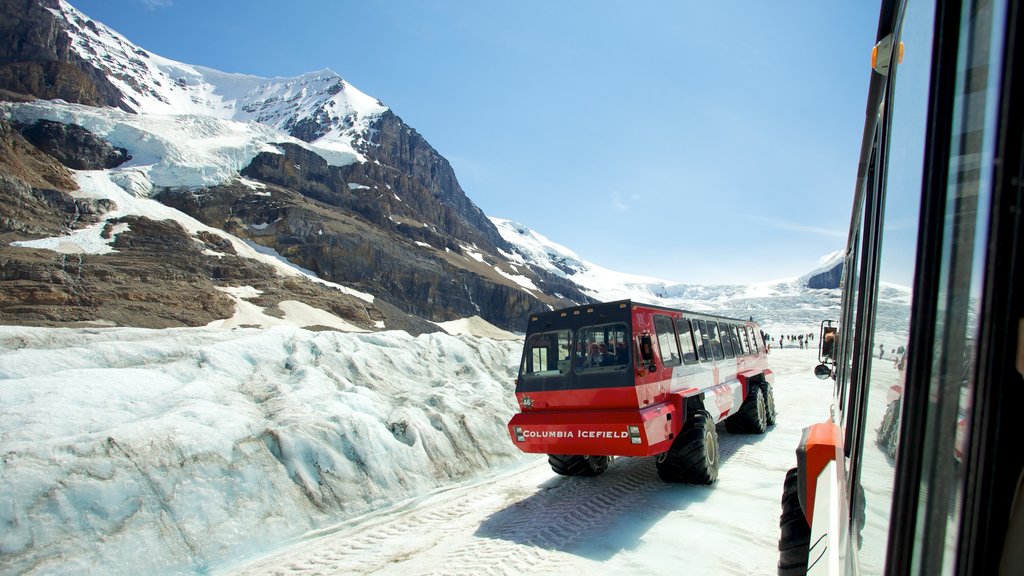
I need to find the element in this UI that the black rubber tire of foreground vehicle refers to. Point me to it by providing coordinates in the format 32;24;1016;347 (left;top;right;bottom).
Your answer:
547;454;610;477
725;385;768;434
778;467;811;576
655;410;719;484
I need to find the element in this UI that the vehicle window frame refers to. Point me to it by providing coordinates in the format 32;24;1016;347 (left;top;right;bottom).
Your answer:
653;314;682;367
676;317;699;364
693;320;710;362
519;329;573;378
733;325;747;355
721;323;736;358
706;321;726;361
573;322;631;373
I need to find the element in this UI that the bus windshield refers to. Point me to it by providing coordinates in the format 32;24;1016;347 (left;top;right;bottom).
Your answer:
519;329;572;377
574;323;629;371
518;321;631;381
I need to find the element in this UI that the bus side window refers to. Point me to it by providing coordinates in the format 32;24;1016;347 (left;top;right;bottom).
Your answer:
732;325;746;355
706;322;725;361
694;320;710;362
745;326;759;353
720;323;735;358
676;318;699;364
654;315;682;367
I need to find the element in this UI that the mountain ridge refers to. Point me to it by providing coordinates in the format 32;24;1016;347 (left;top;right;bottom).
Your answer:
0;0;839;333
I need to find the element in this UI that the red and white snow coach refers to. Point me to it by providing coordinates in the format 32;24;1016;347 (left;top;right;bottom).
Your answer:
507;299;775;483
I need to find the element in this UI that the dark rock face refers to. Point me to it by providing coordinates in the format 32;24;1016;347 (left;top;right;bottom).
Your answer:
806;261;843;289
353;110;506;252
18;119;131;169
0;117;78;193
157;177;584;331
0;0;129;109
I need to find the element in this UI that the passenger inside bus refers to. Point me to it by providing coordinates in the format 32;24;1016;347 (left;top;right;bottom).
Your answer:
613;340;628;365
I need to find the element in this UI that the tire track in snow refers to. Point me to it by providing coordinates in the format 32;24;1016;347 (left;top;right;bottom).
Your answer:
228;484;498;575
228;429;769;575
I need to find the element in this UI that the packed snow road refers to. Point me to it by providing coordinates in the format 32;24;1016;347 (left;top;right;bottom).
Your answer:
222;346;832;576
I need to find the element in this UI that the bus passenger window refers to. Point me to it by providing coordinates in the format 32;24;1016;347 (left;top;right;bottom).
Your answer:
746;326;759;353
694;320;710;362
654;315;681;366
676;318;698;364
732;325;746;355
719;322;735;358
706;322;725;361
740;326;753;354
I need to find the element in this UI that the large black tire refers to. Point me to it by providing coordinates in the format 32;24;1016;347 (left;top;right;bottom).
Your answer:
778;467;811;576
655;410;719;484
547;454;610;477
763;383;778;426
876;398;901;460
725;385;768;434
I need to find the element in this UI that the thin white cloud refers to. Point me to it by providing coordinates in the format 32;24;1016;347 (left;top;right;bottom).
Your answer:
749;215;847;238
612;190;639;211
137;0;173;9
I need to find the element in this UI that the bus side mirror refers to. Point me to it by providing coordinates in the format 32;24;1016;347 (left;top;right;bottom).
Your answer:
814;363;834;380
638;333;657;372
819;322;838;363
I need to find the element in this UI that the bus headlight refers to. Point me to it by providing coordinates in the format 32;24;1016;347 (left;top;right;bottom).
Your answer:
514;426;525;442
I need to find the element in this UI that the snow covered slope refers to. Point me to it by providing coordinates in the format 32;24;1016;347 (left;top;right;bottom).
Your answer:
491;217;837;312
0;325;523;575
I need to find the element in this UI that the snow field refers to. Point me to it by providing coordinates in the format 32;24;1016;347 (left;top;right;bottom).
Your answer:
0;326;524;575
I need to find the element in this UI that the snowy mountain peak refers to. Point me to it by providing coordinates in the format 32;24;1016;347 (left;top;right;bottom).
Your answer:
49;0;386;160
799;249;845;289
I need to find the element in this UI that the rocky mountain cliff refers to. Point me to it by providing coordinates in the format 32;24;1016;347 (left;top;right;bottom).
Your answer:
0;0;588;332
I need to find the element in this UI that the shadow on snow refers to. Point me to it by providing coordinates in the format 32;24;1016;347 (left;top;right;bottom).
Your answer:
474;424;766;562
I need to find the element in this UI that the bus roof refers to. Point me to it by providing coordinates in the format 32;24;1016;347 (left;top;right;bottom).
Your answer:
528;300;759;327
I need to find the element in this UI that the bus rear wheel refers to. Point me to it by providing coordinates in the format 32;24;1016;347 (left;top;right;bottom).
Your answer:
763;384;778;426
547;454;610;477
726;385;768;434
655;410;719;484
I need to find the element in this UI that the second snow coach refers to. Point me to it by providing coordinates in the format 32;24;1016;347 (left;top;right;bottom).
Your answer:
507;299;776;484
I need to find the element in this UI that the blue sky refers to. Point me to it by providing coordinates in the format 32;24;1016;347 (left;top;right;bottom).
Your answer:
71;0;881;284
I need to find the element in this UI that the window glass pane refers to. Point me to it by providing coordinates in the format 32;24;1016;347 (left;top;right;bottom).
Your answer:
694;320;710;362
721;324;735;358
746;326;759;354
856;1;936;572
575;323;630;371
733;325;747;355
707;322;725;360
654;315;681;367
520;330;572;377
677;318;698;364
911;0;1005;572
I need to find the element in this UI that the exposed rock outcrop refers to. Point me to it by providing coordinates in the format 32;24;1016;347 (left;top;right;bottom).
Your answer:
805;260;843;289
18;119;131;169
0;0;129;109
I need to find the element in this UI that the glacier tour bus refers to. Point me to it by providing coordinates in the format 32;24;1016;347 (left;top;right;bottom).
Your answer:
507;299;775;483
778;0;1024;574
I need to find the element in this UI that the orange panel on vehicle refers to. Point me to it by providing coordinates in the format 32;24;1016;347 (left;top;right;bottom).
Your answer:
796;422;842;525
